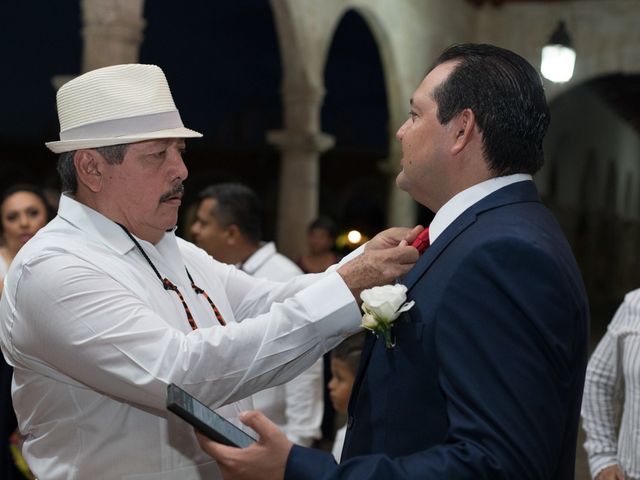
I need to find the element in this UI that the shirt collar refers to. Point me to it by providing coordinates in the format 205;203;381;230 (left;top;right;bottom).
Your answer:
57;193;173;256
429;174;532;244
240;242;276;274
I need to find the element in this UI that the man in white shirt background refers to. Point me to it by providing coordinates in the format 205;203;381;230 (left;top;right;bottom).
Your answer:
191;182;323;448
0;63;420;479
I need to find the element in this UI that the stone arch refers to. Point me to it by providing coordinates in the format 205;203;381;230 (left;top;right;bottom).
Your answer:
322;5;405;139
330;4;419;228
320;9;390;238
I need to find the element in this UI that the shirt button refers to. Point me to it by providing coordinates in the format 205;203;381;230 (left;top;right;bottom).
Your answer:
347;415;354;428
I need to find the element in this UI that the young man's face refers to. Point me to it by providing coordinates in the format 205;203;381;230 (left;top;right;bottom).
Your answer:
395;61;458;211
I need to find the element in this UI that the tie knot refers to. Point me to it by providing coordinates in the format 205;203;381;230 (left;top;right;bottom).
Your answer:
411;228;430;254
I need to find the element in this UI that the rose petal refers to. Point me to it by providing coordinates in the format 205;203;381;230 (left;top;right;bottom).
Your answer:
361;313;378;330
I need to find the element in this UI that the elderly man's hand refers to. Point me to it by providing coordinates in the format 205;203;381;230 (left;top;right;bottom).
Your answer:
337;227;421;301
196;411;292;480
365;225;424;251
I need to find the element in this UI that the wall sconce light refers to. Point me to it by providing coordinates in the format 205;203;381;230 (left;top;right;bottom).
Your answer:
540;20;576;83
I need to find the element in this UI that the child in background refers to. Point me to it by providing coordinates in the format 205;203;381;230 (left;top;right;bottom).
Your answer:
328;332;366;462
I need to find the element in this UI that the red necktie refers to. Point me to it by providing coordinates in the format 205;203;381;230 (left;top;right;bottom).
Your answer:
411;228;430;254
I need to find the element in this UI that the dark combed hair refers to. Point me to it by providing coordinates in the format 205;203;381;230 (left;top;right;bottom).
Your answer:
331;331;366;375
198;183;262;243
431;43;550;176
57;144;130;193
0;184;56;235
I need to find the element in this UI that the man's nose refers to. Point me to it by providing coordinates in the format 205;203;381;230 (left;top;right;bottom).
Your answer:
168;146;189;181
396;119;410;140
175;153;189;181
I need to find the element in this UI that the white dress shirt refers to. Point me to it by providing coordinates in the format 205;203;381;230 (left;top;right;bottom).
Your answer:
0;256;8;278
428;173;532;244
243;242;323;447
0;194;361;480
582;289;640;480
331;424;347;463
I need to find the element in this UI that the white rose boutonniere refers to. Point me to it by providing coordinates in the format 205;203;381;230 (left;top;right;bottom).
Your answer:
360;284;415;349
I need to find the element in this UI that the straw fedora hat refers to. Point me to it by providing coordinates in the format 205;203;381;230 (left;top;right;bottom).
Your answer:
46;64;202;153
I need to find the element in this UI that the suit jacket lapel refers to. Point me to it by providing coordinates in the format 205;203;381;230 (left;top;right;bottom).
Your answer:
347;181;541;415
403;180;540;291
347;330;376;415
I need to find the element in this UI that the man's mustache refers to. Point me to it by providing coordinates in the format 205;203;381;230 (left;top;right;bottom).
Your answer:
160;183;185;202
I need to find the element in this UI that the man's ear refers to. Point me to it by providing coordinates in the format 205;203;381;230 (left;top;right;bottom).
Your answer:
74;149;104;193
450;108;476;155
225;224;241;245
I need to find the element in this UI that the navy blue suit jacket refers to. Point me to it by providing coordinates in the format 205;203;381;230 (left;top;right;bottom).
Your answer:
286;181;589;479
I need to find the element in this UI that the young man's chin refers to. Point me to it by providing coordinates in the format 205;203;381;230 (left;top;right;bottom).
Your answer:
396;171;410;192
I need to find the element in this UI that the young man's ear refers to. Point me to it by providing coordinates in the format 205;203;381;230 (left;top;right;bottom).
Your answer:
450;108;476;155
74;149;104;192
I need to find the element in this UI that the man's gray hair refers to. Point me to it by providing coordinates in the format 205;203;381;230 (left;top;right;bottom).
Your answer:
57;144;130;193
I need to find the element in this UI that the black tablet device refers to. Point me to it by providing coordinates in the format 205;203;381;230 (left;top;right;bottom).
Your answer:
167;383;257;448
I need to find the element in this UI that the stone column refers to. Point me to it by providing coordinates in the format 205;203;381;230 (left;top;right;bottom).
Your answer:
267;83;334;259
81;0;146;72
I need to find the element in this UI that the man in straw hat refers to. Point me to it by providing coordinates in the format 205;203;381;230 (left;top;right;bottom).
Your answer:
0;64;420;479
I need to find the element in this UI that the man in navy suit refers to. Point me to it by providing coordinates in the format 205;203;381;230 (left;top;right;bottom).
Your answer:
200;43;590;480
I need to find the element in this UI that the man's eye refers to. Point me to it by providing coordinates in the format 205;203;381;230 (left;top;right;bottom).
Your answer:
409;111;417;120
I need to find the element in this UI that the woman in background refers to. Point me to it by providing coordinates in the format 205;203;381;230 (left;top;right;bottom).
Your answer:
0;184;53;286
297;217;340;274
0;184;53;479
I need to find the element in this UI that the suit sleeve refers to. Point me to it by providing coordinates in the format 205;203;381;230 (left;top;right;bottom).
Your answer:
286;237;586;479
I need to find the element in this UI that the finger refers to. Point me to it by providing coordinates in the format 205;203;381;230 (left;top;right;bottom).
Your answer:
404;225;425;243
194;430;237;459
382;227;415;244
239;410;277;441
394;244;420;263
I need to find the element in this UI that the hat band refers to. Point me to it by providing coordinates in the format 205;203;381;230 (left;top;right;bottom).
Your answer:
59;110;184;141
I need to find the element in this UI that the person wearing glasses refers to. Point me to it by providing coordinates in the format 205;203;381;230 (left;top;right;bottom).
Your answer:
0;64;419;480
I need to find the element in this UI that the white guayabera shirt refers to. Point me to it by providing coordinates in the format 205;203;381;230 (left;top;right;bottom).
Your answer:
0;194;361;480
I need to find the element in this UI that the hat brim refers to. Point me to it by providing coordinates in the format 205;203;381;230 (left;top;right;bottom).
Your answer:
45;127;203;154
